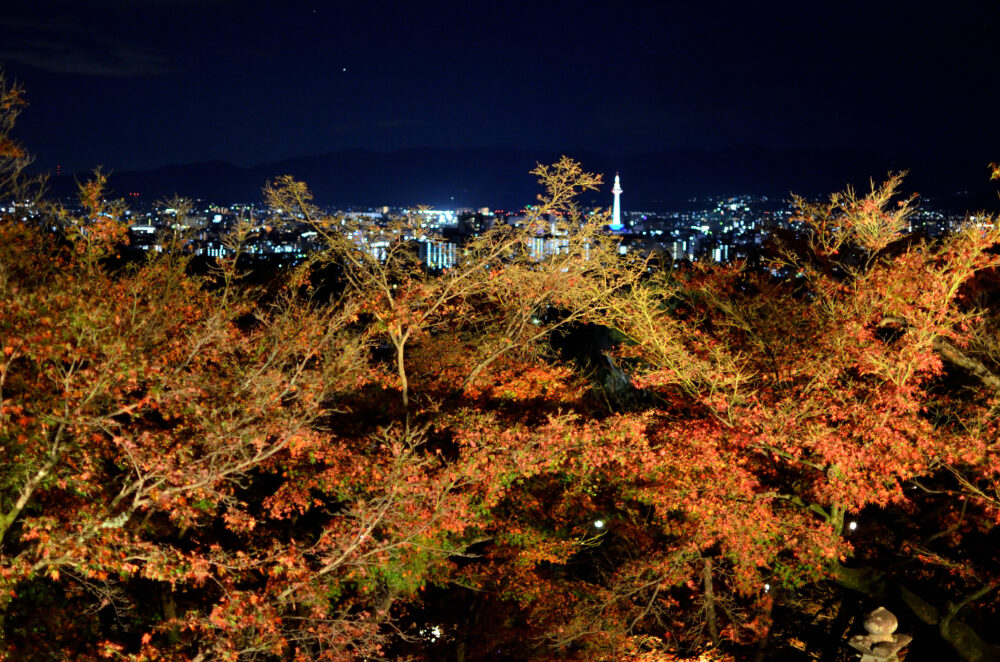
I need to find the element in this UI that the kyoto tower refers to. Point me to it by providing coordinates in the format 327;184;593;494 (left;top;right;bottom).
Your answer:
610;172;624;231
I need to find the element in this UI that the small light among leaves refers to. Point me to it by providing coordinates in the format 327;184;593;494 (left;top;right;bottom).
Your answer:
764;583;771;593
593;519;605;529
419;625;443;642
848;521;858;531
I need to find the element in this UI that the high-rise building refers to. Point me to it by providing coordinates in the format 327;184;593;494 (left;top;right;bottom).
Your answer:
610;173;624;231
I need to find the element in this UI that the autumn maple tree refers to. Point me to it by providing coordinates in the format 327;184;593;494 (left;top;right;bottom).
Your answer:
581;176;1000;660
3;71;1000;661
0;122;644;658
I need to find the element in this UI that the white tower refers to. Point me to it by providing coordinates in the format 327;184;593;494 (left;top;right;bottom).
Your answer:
610;173;623;231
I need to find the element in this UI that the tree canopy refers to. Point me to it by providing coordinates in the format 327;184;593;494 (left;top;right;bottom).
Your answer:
2;75;1000;661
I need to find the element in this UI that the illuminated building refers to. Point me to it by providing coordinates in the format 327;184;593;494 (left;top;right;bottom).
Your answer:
610;173;624;231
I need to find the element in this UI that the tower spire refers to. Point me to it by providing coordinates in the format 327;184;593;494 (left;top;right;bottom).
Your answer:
610;172;623;231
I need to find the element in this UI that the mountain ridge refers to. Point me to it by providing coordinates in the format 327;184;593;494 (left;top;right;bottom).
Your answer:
43;146;998;212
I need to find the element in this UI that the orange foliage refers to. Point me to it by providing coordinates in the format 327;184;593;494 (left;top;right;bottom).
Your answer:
2;151;1000;661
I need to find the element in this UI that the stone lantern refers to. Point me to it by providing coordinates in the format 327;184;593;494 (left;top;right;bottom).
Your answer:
848;606;912;662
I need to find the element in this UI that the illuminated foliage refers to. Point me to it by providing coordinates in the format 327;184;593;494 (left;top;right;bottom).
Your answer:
1;80;999;659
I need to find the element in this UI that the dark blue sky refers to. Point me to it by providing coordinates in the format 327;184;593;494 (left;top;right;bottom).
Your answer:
1;0;997;174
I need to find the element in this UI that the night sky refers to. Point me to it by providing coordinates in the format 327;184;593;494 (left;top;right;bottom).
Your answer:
1;0;997;175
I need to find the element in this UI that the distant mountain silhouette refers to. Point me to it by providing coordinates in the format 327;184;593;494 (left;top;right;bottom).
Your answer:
45;146;998;212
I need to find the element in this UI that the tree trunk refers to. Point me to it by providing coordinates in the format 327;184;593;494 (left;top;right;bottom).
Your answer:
161;585;180;644
703;557;720;646
901;586;1000;662
751;588;775;662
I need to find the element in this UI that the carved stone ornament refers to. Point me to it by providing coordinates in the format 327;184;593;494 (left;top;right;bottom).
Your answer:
848;607;912;661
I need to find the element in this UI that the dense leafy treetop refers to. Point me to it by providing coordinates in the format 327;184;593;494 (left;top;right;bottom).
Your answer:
2;74;1000;661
